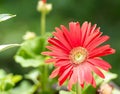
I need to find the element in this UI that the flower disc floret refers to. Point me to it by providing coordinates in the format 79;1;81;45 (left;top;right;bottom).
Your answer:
69;47;88;64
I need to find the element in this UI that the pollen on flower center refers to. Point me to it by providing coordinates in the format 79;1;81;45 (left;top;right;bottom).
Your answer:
69;47;88;64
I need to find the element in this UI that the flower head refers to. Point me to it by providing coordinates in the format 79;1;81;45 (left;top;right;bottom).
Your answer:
42;22;115;90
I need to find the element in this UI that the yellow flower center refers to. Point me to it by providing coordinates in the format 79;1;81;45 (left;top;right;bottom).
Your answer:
69;47;88;64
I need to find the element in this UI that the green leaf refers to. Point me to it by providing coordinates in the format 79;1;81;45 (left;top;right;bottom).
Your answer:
12;75;22;84
0;44;20;52
0;69;7;78
0;70;22;91
14;36;47;67
10;81;36;94
103;71;117;83
0;14;16;22
4;80;14;91
25;70;40;84
15;56;44;67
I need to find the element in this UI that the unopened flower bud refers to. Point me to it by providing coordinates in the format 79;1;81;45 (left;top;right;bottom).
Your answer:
37;0;52;14
23;31;36;40
42;0;46;3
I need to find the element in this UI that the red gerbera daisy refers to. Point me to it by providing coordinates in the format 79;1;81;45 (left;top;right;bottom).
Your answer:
42;22;115;90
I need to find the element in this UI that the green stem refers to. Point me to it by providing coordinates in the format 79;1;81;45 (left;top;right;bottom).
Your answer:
41;12;46;35
76;83;82;94
43;65;47;90
41;65;48;93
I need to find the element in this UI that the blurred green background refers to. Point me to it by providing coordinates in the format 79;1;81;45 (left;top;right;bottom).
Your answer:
0;0;120;85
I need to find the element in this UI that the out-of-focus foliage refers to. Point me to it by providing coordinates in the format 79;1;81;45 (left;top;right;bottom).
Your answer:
14;36;47;67
10;81;36;94
0;69;22;92
59;90;75;94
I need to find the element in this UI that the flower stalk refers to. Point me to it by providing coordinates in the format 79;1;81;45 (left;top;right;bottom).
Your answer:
37;0;52;35
41;12;46;35
39;65;49;93
42;65;48;92
76;83;82;94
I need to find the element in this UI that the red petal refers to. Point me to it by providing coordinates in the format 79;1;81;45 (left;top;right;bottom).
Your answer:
89;45;115;58
90;24;97;35
80;83;84;88
50;67;60;78
83;28;101;47
91;75;96;87
93;49;115;57
68;68;78;90
69;22;76;43
41;52;52;55
89;45;110;57
46;46;67;54
69;22;76;33
87;35;110;51
48;38;69;53
88;59;111;71
45;58;57;63
61;25;74;48
53;28;71;50
84;22;91;39
82;65;93;84
88;63;105;78
78;66;84;85
81;21;88;45
58;66;73;85
69;22;81;47
55;60;70;67
73;22;81;47
41;51;68;59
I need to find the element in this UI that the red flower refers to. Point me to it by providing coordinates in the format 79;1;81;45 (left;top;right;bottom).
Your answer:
42;22;115;90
